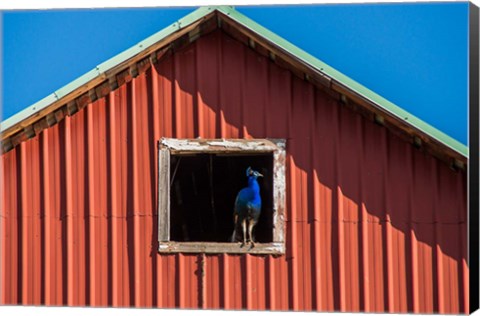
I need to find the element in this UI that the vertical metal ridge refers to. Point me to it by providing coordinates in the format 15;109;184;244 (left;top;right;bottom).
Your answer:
221;254;230;309
90;104;98;307
195;30;220;138
358;119;369;313
407;144;419;313
267;256;276;310
86;103;97;306
42;131;51;305
177;44;197;302
245;254;253;309
20;142;28;305
457;170;470;314
76;109;88;306
461;221;469;314
264;60;289;312
243;43;268;138
130;78;142;307
150;65;162;308
155;254;162;308
353;115;363;312
13;147;19;305
0;152;6;304
329;99;339;312
335;108;346;311
69;116;79;306
145;73;156;309
287;77;299;310
32;139;40;304
200;254;206;309
380;128;390;313
460;172;468;314
173;48;181;136
95;99;106;306
264;58;277;310
178;254;186;308
347;113;362;309
31;137;41;305
432;158;444;313
360;204;371;312
64;117;74;306
312;167;322;311
1;154;6;304
20;142;29;304
97;99;108;306
108;91;120;307
206;256;216;309
195;40;205;138
314;92;334;312
429;158;439;313
138;74;151;307
217;63;228;310
5;148;19;305
214;256;221;308
214;30;222;139
171;55;182;307
121;85;131;307
304;84;315;311
174;45;196;139
337;186;346;311
239;44;247;138
218;32;226;138
191;255;198;308
400;142;415;312
218;33;242;138
0;155;8;304
256;257;266;309
260;257;268;309
99;99;109;307
458;168;469;313
154;54;173;138
226;256;235;308
168;255;177;308
383;128;395;312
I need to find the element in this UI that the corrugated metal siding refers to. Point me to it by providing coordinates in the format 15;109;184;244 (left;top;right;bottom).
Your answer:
0;29;468;313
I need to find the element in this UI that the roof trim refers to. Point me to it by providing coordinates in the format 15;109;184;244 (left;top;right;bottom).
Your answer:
0;5;468;159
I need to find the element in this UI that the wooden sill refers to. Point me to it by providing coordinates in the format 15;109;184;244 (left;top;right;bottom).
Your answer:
158;241;285;255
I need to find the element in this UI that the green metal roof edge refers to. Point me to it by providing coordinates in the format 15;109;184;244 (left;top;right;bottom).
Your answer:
1;5;468;159
216;6;468;158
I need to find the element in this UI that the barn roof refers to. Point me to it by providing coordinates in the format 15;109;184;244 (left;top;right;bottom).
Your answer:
0;6;468;166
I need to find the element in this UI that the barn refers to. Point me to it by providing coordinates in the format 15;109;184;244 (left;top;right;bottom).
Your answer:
0;6;469;313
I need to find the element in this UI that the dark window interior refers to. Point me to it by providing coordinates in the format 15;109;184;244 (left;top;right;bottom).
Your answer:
169;153;274;243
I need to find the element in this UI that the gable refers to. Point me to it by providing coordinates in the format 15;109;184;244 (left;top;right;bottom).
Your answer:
0;6;467;169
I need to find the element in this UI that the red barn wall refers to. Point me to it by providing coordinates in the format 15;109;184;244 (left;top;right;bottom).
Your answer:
0;29;468;313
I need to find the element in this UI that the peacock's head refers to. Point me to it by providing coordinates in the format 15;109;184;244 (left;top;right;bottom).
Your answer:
246;166;263;178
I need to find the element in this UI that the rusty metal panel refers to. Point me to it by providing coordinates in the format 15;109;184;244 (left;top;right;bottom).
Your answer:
0;29;468;313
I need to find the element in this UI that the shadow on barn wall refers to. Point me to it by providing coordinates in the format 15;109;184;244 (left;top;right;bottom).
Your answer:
151;29;467;311
0;28;467;312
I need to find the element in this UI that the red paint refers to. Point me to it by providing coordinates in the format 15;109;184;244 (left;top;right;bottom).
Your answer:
0;30;468;313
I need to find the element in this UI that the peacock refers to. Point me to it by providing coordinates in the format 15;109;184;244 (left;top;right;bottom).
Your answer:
231;167;263;248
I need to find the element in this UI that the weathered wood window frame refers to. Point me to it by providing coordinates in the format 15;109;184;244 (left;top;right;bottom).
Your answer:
158;138;286;255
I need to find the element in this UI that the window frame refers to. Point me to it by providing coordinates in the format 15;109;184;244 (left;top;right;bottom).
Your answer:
157;138;286;255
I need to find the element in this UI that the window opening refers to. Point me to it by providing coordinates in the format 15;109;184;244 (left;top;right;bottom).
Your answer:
158;138;285;254
169;153;273;243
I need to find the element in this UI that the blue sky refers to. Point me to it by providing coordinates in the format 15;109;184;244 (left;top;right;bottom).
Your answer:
1;3;469;145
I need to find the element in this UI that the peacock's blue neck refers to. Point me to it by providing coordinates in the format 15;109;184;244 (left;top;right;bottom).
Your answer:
248;176;260;195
